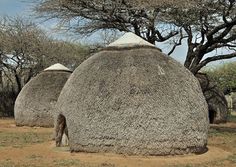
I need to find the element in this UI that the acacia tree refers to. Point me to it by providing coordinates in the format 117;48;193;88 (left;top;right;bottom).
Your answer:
34;0;188;44
165;0;236;74
34;0;236;74
0;16;89;93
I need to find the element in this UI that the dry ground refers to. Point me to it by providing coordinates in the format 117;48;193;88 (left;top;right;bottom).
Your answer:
0;114;236;167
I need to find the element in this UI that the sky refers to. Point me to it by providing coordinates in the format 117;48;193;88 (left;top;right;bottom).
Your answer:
0;0;235;67
0;0;30;16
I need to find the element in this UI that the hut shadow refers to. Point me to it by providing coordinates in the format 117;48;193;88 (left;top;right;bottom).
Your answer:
194;147;209;155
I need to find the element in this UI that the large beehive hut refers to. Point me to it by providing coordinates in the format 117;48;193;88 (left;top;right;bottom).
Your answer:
196;73;228;124
14;63;72;127
55;33;209;155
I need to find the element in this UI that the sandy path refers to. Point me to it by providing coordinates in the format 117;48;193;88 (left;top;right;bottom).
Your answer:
0;142;232;167
0;119;233;167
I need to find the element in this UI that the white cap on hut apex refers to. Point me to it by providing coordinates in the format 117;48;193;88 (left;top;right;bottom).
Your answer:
108;32;155;47
44;63;71;72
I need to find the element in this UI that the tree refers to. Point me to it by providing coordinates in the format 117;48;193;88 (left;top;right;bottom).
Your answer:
34;0;186;44
165;0;236;74
0;16;89;93
37;39;90;70
0;16;47;93
0;16;90;116
34;0;236;74
206;62;236;94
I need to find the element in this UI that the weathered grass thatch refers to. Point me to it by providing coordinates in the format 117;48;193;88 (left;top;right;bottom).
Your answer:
196;73;228;124
55;33;209;155
14;64;72;127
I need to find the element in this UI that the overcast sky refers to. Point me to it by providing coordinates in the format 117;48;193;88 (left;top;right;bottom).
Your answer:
0;0;235;66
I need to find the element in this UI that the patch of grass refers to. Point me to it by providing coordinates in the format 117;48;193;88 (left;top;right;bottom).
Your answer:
26;154;43;160
208;128;234;137
0;162;45;167
208;129;236;151
53;160;117;167
205;160;225;167
228;113;236;123
0;160;15;167
227;154;236;163
168;164;194;167
100;163;116;167
0;131;51;148
0;160;116;167
208;128;222;137
53;159;81;166
168;160;227;167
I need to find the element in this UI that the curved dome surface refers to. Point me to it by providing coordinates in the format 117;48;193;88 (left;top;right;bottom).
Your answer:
196;73;228;124
14;64;72;127
56;33;209;155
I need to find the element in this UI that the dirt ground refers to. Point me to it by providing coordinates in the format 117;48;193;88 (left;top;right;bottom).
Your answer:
1;115;236;167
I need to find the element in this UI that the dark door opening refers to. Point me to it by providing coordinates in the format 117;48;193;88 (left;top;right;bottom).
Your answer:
209;110;216;124
55;114;68;147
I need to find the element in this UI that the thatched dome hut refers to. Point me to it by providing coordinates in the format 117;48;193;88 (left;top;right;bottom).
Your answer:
55;33;209;155
14;63;72;127
196;73;228;124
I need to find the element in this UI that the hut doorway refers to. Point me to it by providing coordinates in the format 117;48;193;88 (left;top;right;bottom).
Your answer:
209;110;216;124
55;114;68;147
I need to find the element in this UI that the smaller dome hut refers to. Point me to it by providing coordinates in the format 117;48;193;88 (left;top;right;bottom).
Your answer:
14;63;72;127
196;73;228;124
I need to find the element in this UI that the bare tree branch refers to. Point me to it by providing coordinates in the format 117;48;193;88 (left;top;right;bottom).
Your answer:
198;52;236;70
168;29;187;55
34;0;236;73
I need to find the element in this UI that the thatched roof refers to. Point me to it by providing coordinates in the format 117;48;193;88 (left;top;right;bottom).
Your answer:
196;73;228;124
55;33;209;155
108;32;155;47
44;63;71;72
14;64;72;127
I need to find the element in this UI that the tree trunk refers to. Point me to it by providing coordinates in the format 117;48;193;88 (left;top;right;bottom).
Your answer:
13;70;22;94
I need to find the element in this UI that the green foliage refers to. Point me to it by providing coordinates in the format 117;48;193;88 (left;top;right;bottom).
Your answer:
205;62;236;92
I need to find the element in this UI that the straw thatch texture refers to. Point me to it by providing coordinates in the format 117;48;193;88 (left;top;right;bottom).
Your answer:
56;46;209;155
196;73;228;124
14;70;71;127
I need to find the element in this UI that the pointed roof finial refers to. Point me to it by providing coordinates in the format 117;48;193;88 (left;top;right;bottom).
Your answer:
108;32;155;47
44;63;71;72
